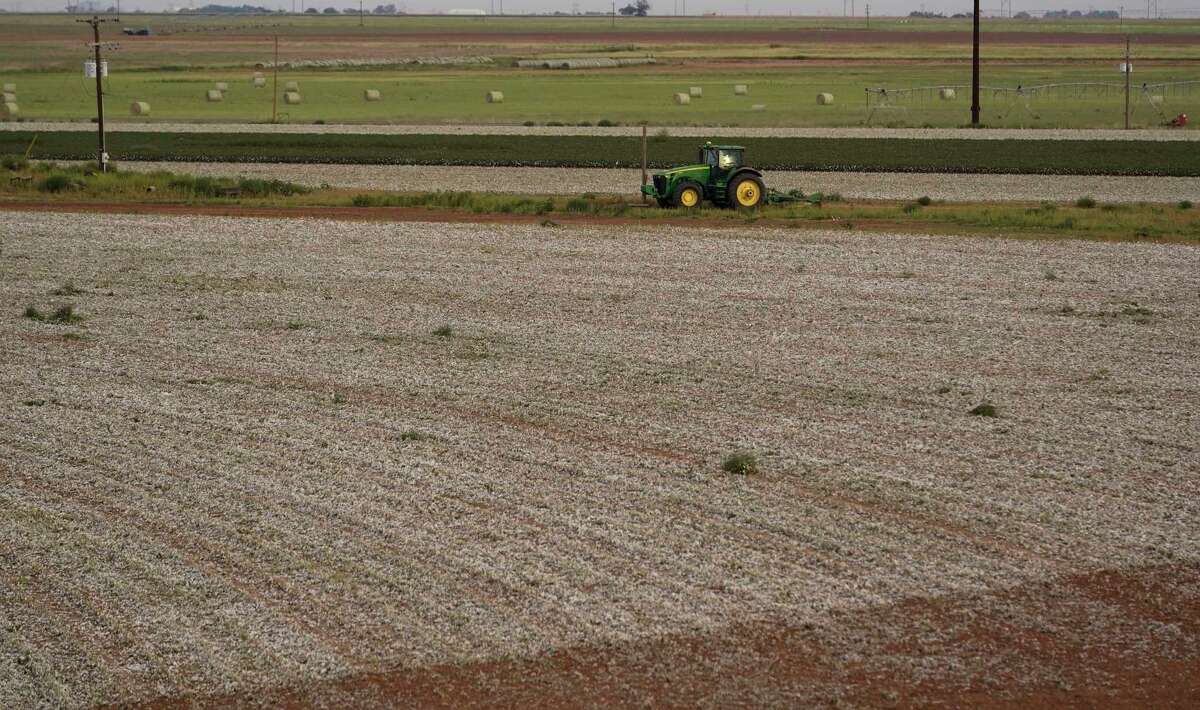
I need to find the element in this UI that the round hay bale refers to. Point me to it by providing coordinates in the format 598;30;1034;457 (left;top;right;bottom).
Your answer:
253;71;264;79
674;92;691;105
364;89;381;101
284;91;302;105
253;77;267;88
2;102;18;118
1149;94;1164;105
689;86;703;97
284;80;300;92
751;104;766;111
130;101;151;116
816;93;834;106
486;90;504;103
205;89;224;102
734;84;749;95
939;88;956;100
214;82;229;91
2;83;15;93
2;92;15;104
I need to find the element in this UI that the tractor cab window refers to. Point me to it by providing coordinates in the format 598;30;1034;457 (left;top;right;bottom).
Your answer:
718;150;742;171
701;147;743;172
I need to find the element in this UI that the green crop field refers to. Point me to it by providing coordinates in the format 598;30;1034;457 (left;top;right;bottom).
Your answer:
5;131;1198;176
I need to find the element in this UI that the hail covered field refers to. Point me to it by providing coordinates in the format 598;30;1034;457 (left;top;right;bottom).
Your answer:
2;210;1199;706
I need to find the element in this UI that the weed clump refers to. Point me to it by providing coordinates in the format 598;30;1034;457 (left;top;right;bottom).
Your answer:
24;303;83;324
1;154;29;171
51;281;84;296
37;173;81;193
722;450;759;475
969;402;998;417
1179;200;1193;210
432;324;454;338
1075;196;1097;209
916;195;933;206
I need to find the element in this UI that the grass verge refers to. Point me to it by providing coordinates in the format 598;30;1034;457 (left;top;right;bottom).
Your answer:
2;164;1197;243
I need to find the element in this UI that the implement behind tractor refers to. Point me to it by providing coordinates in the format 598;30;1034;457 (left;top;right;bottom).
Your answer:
641;141;809;209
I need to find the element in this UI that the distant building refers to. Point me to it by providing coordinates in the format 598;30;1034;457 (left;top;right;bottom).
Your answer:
447;8;486;15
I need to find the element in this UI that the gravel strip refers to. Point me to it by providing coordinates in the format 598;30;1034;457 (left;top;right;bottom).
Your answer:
2;212;1198;706
7;120;1200;141
98;161;1200;203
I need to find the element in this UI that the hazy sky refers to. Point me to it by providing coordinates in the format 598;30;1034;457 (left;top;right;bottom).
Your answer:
0;1;1182;18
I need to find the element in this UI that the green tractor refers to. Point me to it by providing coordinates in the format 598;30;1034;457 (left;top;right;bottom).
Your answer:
641;141;767;210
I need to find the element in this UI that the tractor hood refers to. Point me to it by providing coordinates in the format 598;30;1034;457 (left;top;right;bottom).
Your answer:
654;164;709;177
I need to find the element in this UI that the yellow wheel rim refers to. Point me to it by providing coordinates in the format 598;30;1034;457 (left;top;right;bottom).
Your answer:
680;187;700;207
736;181;761;207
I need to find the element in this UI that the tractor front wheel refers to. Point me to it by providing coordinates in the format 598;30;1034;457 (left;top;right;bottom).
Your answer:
728;175;765;210
672;181;703;209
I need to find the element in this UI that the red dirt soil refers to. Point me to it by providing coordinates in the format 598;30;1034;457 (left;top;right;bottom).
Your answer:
118;564;1200;709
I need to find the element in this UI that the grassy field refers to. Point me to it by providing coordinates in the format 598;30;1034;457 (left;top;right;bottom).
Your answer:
6;130;1200;175
1;13;1198;128
5;64;1198;128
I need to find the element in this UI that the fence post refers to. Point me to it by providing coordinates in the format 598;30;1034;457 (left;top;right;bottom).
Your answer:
1124;36;1132;130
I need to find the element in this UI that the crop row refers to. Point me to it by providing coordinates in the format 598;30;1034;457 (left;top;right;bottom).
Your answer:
3;131;1199;176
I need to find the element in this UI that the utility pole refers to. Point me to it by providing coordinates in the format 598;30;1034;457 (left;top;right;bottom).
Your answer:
359;0;363;26
272;35;279;124
77;15;115;172
612;0;615;28
1124;36;1132;129
866;4;870;28
971;0;981;125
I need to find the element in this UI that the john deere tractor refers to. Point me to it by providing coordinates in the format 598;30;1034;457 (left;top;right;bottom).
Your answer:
642;142;766;210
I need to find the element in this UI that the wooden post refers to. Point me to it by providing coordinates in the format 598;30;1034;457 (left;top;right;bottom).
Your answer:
641;125;648;202
1124;36;1132;130
971;0;980;126
77;16;114;171
91;20;106;171
272;35;279;124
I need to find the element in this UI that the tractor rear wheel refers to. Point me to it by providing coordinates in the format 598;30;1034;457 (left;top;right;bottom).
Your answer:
728;175;765;210
672;181;703;209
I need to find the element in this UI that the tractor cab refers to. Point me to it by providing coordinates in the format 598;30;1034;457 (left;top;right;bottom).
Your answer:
642;141;765;210
700;145;744;175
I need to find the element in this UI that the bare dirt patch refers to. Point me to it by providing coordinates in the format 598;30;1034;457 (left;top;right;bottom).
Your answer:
153;564;1200;708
